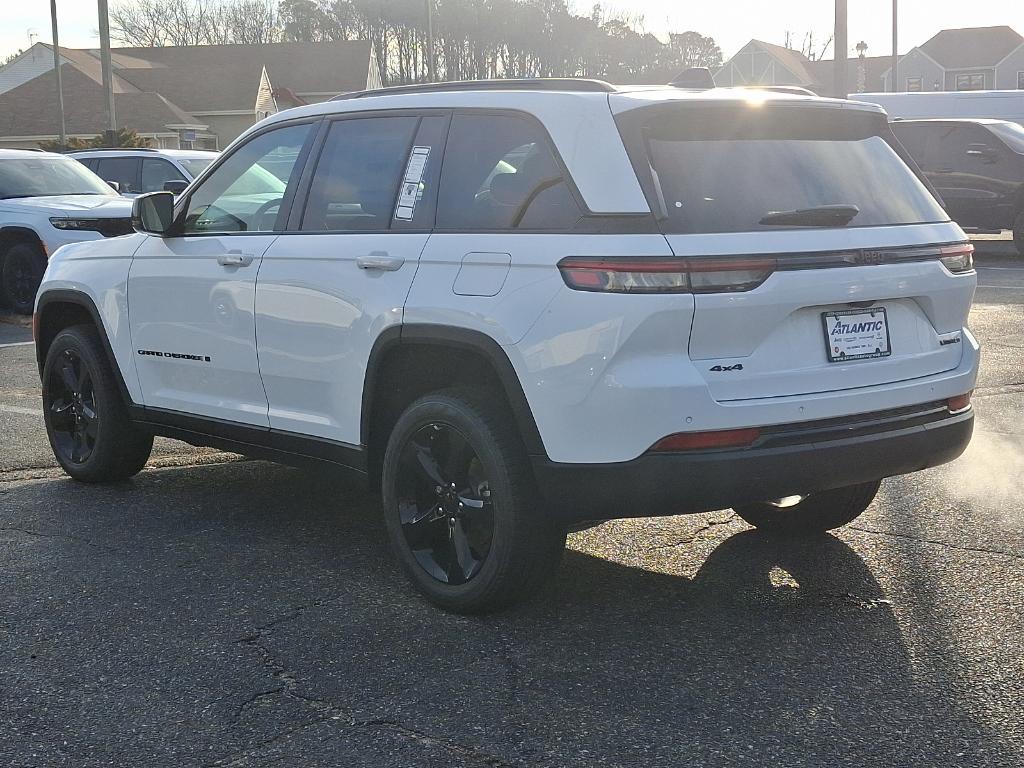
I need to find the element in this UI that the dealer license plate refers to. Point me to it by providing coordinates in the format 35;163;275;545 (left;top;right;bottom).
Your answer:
822;307;892;362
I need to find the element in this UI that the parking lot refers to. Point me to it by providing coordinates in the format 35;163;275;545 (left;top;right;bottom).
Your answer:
1;242;1022;767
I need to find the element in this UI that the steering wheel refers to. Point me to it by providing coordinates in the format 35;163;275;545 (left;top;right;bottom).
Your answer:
252;197;284;230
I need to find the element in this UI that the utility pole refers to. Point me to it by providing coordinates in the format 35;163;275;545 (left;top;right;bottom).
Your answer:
97;0;117;146
892;0;899;92
833;0;848;98
425;0;435;82
49;0;66;150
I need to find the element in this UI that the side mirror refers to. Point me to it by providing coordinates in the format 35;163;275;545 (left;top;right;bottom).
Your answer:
106;180;121;193
163;179;188;195
132;191;175;236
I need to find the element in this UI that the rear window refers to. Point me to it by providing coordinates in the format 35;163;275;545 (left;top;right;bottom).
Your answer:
623;105;948;234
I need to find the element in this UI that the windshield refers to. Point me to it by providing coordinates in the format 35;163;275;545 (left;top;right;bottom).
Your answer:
989;122;1024;153
0;157;116;199
625;105;948;234
178;158;215;178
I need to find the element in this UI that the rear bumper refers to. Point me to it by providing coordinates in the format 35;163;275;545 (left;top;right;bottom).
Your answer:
533;406;973;523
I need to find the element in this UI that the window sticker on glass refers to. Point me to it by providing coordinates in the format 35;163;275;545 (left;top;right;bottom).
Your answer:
395;146;430;221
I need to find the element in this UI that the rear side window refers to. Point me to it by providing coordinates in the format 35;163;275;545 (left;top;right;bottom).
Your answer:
96;157;139;194
436;113;582;231
623;106;948;234
301;116;418;232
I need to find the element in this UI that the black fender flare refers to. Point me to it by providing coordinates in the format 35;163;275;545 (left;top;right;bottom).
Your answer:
361;324;547;457
34;289;138;411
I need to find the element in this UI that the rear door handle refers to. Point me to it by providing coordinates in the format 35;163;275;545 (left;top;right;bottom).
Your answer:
217;251;254;267
356;252;405;271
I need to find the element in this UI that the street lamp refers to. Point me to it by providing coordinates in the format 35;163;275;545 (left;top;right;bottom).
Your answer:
892;0;899;92
833;0;848;98
49;0;66;150
97;0;116;146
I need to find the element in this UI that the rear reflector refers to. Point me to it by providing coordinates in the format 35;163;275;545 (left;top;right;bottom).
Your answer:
947;392;972;414
650;427;762;452
938;243;974;274
557;256;775;294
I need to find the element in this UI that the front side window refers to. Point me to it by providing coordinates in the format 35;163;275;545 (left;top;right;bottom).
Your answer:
955;73;985;91
437;113;582;230
96;157;140;194
183;123;311;234
628;105;948;234
141;158;186;193
0;157;116;199
301;116;418;231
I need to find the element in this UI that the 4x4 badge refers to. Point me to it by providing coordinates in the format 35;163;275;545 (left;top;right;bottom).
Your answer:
709;364;744;372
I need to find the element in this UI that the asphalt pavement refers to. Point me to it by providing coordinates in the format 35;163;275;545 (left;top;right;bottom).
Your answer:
1;243;1021;767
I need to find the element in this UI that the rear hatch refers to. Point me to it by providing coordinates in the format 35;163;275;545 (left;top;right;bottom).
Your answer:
613;97;975;402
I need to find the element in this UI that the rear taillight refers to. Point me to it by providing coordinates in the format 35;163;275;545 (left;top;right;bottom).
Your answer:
649;427;762;452
938;243;974;274
947;392;972;414
557;256;775;294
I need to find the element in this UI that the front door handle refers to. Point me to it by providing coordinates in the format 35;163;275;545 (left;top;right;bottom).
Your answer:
217;251;254;267
356;252;405;272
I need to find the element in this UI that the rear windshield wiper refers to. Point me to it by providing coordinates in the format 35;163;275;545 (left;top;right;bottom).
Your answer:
759;204;860;227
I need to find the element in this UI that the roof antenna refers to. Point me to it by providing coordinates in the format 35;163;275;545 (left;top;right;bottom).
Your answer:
669;67;715;89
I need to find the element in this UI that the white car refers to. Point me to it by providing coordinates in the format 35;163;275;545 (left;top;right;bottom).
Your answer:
33;80;979;612
68;148;219;197
0;149;133;314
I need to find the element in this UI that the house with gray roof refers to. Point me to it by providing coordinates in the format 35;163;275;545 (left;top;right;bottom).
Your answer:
714;39;889;95
0;40;381;150
882;25;1024;92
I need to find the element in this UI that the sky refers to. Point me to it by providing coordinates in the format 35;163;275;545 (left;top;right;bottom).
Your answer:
2;0;1022;62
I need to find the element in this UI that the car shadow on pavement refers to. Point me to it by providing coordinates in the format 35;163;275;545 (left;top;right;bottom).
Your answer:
0;460;1005;767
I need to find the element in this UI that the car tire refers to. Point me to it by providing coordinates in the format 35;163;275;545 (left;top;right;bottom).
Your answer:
42;324;153;483
381;388;566;613
732;480;881;535
1013;210;1024;257
1;242;46;315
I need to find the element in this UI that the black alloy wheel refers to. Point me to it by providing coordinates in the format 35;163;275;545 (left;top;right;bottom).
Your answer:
396;422;495;585
1;243;46;315
46;347;100;465
42;325;153;482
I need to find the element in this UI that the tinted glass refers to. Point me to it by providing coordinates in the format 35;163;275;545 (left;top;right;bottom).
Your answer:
0;157;116;199
301;116;418;231
141;158;186;193
179;158;215;178
96;157;139;194
184;123;311;234
636;106;947;233
437;113;582;230
988;122;1024;153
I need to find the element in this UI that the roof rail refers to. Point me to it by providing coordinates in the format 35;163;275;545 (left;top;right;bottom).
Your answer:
331;78;616;101
69;147;160;152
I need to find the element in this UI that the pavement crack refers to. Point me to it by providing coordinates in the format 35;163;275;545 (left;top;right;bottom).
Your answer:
356;719;520;767
654;513;737;550
847;525;1023;561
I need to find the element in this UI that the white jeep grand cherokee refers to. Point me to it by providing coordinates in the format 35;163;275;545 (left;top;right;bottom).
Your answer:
34;79;979;612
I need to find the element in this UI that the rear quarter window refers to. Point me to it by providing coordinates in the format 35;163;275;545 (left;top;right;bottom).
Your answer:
619;105;949;234
436;113;583;231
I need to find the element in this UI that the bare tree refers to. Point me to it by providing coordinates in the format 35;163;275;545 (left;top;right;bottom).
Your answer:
108;0;725;87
